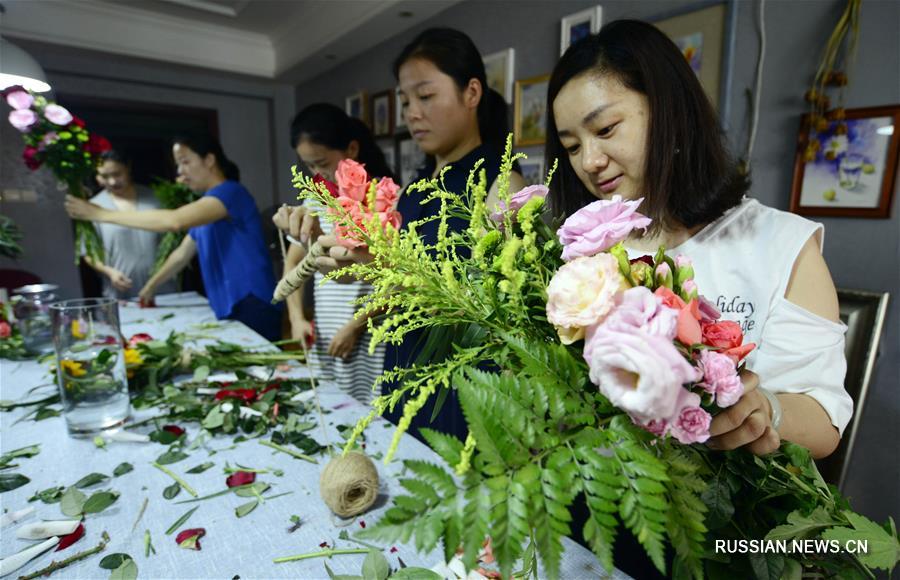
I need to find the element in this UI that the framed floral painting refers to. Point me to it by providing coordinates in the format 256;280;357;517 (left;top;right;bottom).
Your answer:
790;105;899;218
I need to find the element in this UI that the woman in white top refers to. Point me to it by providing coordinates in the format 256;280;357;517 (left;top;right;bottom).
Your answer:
546;20;851;461
84;150;172;299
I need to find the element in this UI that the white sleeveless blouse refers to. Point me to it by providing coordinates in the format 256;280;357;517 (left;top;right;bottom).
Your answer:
627;198;853;434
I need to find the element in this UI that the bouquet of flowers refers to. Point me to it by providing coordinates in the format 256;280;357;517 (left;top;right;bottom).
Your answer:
272;159;401;302
0;300;27;360
5;88;110;263
292;138;897;579
149;178;200;275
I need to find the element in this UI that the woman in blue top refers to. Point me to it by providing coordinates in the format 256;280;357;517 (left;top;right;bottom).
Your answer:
65;134;282;341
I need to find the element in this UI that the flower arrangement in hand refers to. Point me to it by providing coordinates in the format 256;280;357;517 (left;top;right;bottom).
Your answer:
289;138;898;579
5;88;110;262
272;159;401;303
547;194;755;445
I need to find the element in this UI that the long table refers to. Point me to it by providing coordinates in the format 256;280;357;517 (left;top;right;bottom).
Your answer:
1;292;627;579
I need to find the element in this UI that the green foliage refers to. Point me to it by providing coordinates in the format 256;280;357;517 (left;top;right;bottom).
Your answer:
0;214;23;259
295;139;898;578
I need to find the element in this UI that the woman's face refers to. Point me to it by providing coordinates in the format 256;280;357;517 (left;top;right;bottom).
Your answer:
96;160;131;194
295;138;356;183
553;73;650;201
397;57;479;157
172;144;214;192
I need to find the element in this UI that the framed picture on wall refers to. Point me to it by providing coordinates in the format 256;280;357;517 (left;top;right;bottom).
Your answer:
399;137;426;187
518;153;545;186
790;105;899;218
651;2;730;111
483;48;515;103
345;91;368;125
371;90;394;137
395;90;406;133
514;74;550;147
560;5;602;56
377;139;397;176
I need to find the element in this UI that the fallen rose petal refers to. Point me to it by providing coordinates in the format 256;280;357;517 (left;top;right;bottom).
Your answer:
319;541;329;548
128;333;153;347
226;471;256;488
176;528;205;550
359;520;366;528
390;546;398;553
215;388;257;402
56;523;85;551
162;424;185;437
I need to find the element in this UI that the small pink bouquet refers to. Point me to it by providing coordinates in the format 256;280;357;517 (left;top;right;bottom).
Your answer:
272;159;402;302
546;195;755;444
4;87;110;262
328;159;402;249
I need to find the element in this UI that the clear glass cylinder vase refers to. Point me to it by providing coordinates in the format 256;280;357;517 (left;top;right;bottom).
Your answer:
49;298;130;436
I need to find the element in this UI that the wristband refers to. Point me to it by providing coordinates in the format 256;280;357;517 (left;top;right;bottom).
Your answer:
759;387;783;431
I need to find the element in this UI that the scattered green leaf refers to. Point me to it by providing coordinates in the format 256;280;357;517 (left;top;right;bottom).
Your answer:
99;553;133;570
113;463;134;477
74;472;109;489
235;499;259;518
0;472;30;493
163;482;181;500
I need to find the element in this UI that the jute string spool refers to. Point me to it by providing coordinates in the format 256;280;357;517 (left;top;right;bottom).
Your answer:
275;229;379;519
319;451;379;518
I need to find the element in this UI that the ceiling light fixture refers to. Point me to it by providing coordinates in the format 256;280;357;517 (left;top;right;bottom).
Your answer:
0;36;51;93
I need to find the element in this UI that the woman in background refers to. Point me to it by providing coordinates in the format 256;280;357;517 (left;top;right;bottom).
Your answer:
273;103;394;403
83;149;173;299
65;135;282;341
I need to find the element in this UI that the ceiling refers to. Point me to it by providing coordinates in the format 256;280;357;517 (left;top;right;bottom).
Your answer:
0;0;461;83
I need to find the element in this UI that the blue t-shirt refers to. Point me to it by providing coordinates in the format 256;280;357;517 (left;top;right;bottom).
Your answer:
189;181;277;319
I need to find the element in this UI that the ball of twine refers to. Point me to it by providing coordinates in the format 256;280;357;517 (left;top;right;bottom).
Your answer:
319;451;379;518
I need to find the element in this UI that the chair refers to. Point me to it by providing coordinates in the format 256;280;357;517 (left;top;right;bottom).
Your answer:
815;288;890;490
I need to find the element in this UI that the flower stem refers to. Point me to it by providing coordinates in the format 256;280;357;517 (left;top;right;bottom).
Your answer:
273;548;368;564
17;531;110;580
152;462;198;497
259;440;317;463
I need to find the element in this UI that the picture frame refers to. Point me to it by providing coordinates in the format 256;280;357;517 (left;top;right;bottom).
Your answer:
483;48;516;103
815;288;890;489
377;139;397;177
395;90;406;133
518;153;545;186
371;90;394;138
651;2;732;111
345;91;368;126
399;137;425;187
514;74;551;147
789;105;900;218
560;6;603;56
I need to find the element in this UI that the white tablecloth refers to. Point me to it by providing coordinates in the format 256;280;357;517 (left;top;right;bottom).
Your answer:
0;293;627;579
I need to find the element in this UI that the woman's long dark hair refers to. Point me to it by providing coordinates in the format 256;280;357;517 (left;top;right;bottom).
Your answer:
546;20;749;231
393;27;508;148
172;134;240;182
290;103;394;180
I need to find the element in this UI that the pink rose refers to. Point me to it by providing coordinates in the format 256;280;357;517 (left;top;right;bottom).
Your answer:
696;349;743;407
584;325;701;422
6;90;34;110
701;320;743;349
44;104;73;126
9;109;38;132
0;321;11;339
546;254;624;344
674;255;692;269
669;391;712;444
656;287;702;345
375;177;400;212
490;184;549;222
334;158;370;202
601;286;678;340
557;195;652;261
702;320;757;362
